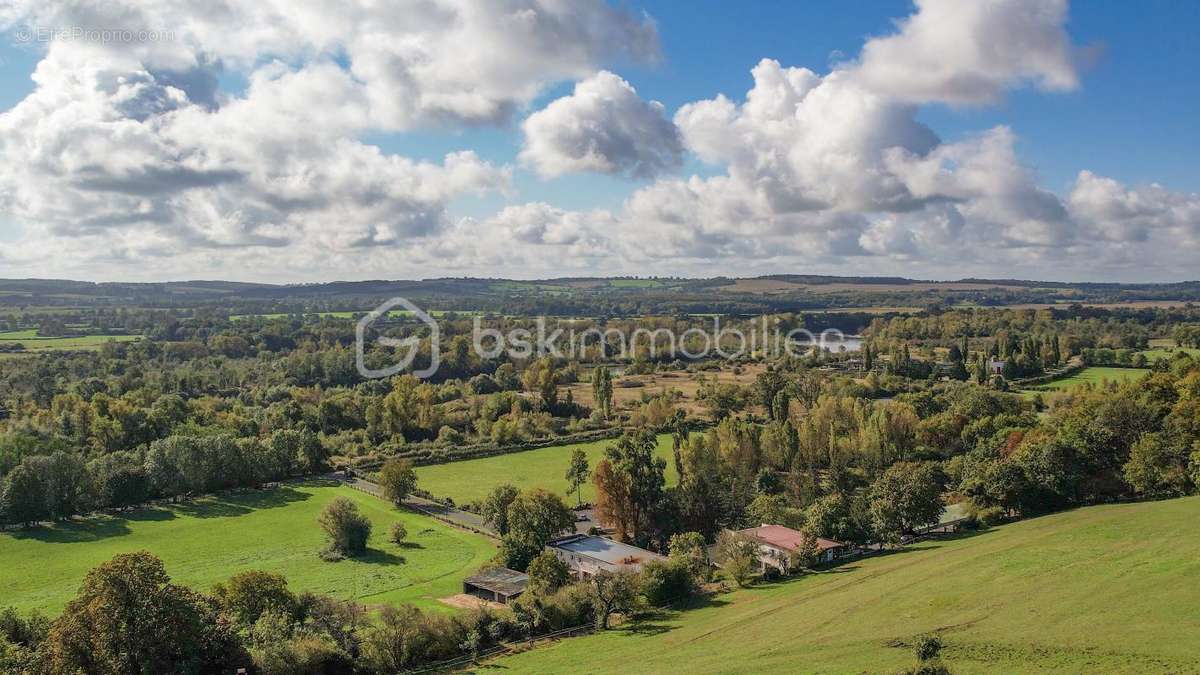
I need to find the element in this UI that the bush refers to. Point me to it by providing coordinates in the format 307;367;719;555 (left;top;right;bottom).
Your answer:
963;502;1006;529
914;634;943;661
317;498;371;558
639;559;695;607
389;522;407;545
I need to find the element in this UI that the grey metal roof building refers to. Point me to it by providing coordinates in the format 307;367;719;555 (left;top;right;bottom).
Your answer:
546;534;666;577
462;567;529;604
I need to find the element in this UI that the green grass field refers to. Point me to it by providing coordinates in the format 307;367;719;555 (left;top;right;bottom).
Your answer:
1020;367;1149;400
489;497;1200;674
1039;366;1148;390
0;330;140;351
1139;347;1200;363
415;434;677;506
0;481;495;616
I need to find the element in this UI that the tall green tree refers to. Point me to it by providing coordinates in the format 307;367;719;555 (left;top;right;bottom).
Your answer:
867;462;944;544
38;552;247;674
378;458;418;506
522;358;559;412
479;483;519;536
1;463;48;527
500;488;574;570
591;367;613;420
590;570;639;630
593;430;666;545
564;449;590;507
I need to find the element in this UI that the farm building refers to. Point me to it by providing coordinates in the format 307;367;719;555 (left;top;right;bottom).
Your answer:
736;524;848;573
547;534;666;578
462;567;529;604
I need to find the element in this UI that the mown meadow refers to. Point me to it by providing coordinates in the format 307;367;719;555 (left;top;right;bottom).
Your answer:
0;480;495;615
414;433;677;506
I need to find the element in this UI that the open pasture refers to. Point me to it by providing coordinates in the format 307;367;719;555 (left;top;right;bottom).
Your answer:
0;481;495;615
490;497;1200;674
414;433;678;507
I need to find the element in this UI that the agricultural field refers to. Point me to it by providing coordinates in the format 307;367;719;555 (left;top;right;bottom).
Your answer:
0;481;495;616
414;433;678;506
0;329;140;351
489;496;1200;674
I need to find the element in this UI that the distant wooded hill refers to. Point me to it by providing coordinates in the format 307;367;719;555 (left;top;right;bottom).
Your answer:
0;275;1197;317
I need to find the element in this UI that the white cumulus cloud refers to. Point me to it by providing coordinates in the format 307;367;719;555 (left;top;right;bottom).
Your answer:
851;0;1079;105
520;71;683;179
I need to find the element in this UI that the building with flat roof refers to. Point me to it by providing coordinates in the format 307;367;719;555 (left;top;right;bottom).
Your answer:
462;567;529;604
546;534;666;578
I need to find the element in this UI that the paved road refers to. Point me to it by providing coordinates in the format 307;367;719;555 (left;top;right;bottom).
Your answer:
332;473;497;538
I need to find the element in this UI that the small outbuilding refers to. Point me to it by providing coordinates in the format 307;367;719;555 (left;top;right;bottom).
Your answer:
462;567;529;604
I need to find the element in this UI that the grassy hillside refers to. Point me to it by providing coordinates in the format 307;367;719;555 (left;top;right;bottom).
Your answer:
0;481;495;615
414;434;677;506
486;497;1200;674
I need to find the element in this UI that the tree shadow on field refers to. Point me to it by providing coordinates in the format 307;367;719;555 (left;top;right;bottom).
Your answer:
616;594;731;638
8;516;133;543
171;485;313;519
356;547;407;566
6;506;185;544
622;620;672;637
3;484;321;545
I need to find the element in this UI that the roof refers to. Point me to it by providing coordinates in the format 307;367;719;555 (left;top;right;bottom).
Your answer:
464;567;529;596
738;525;846;553
548;534;666;567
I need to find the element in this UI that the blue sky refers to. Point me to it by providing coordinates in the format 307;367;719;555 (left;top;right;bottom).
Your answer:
0;1;1195;279
280;0;1200;209
0;1;1178;213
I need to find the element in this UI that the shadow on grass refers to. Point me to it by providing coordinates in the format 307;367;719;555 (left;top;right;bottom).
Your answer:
8;516;134;543
4;484;320;545
617;594;731;635
622;620;672;636
171;485;314;519
354;547;408;566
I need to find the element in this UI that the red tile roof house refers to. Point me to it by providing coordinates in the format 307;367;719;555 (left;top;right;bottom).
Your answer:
736;525;848;574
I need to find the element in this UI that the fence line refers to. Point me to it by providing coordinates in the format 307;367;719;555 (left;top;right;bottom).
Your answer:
398;591;709;674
